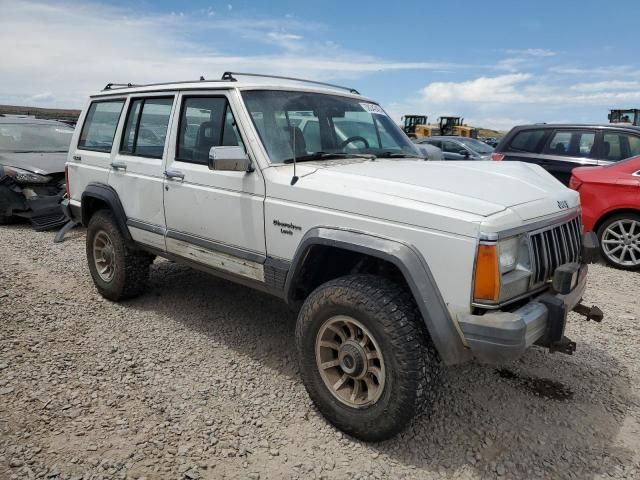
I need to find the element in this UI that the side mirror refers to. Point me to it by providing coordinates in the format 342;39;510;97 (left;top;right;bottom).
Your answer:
459;149;470;158
208;146;253;172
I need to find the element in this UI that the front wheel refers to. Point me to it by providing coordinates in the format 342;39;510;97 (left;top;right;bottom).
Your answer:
295;274;442;441
597;213;640;271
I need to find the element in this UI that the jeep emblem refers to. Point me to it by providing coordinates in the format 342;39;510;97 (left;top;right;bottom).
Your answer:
557;200;569;210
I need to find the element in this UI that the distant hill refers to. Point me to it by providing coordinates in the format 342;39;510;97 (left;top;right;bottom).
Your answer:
477;128;505;138
0;104;80;124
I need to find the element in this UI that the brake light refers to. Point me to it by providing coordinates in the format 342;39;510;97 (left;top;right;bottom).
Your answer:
491;153;504;161
569;176;582;191
473;244;500;302
65;165;70;197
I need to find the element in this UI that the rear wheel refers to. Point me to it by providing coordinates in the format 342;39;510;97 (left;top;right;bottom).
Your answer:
86;210;154;300
597;213;640;271
295;274;442;441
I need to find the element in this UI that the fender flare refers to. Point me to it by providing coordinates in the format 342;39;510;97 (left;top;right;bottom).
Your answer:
81;182;132;242
285;227;471;365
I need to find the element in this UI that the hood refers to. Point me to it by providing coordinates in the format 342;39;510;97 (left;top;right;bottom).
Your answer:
0;152;68;175
296;159;576;218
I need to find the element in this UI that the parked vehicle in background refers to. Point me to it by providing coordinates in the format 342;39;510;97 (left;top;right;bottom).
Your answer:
492;124;640;186
570;156;640;270
417;136;493;160
0;115;74;230
65;72;602;441
414;141;444;160
481;137;499;148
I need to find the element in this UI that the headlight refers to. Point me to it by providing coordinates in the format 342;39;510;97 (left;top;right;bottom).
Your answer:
1;166;52;184
474;234;532;304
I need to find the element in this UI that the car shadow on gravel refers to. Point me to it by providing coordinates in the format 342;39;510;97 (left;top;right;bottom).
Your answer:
131;261;633;479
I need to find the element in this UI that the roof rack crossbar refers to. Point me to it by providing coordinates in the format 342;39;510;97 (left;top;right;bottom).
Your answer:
221;72;360;94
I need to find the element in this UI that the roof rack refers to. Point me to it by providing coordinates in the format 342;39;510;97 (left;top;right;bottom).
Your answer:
103;83;140;90
221;72;360;94
100;73;361;95
101;77;229;91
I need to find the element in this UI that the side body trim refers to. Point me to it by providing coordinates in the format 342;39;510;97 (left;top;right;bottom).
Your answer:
285;227;471;365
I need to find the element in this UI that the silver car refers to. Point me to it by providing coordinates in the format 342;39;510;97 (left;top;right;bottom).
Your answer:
417;136;494;160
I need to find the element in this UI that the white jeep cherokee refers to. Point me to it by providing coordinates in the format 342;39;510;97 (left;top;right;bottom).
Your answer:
63;72;602;441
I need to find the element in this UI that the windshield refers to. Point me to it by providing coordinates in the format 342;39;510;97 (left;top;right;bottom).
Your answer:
241;90;420;164
0;123;74;153
459;138;494;154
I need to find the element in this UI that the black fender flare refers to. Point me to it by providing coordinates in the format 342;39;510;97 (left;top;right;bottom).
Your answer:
285;227;471;365
81;183;132;242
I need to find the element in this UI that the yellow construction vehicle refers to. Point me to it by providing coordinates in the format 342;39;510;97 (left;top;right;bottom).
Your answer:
438;116;478;138
401;115;439;139
608;109;640;126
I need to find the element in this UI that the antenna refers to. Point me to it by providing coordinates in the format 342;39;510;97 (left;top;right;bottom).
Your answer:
290;127;299;185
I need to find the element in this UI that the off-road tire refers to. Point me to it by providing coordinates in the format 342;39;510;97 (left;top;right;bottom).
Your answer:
597;213;640;271
86;209;154;301
295;274;442;441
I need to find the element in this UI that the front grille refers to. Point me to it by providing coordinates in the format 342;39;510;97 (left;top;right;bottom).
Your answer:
530;216;582;285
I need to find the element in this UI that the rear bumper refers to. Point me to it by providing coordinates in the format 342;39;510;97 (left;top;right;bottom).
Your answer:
457;263;589;363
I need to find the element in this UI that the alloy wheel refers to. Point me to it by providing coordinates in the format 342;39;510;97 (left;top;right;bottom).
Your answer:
315;315;386;408
602;219;640;267
93;230;116;282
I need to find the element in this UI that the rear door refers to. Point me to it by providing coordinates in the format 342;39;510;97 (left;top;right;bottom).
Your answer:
538;129;597;185
108;93;177;251
67;98;126;207
598;131;640;165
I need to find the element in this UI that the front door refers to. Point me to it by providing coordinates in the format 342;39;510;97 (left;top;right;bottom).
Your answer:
162;91;266;282
108;94;177;251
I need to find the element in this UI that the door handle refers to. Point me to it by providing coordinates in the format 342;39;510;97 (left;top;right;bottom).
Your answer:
72;155;82;162
164;169;185;181
110;161;127;171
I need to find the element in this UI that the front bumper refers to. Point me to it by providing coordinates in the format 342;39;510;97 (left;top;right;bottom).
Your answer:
457;263;591;363
0;176;66;231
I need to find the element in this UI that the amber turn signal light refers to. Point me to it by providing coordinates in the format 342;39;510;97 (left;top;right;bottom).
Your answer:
473;244;500;302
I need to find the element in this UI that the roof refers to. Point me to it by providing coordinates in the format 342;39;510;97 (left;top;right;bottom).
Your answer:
0;114;74;127
511;123;640;133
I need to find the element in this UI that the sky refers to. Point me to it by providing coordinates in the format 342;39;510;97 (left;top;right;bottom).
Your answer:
1;0;640;130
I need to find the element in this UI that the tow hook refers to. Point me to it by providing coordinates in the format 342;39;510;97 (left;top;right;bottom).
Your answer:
573;303;604;322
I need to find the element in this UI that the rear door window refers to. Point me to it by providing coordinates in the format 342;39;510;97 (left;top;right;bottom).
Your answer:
602;132;640;162
506;129;546;153
544;130;595;157
120;97;174;158
78;100;125;152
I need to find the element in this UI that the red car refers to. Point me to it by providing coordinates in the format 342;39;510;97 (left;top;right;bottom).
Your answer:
570;156;640;270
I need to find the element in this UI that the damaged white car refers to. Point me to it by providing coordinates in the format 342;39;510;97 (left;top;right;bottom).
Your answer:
0;115;74;230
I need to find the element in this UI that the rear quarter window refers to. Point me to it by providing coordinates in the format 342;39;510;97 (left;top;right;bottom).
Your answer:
506;129;547;153
78;100;125;152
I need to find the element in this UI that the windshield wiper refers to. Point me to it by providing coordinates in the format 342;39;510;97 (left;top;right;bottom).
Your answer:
283;152;376;164
379;152;424;159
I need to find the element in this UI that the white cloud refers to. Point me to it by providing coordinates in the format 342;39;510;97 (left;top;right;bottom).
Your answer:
0;0;473;107
506;48;557;57
422;74;532;104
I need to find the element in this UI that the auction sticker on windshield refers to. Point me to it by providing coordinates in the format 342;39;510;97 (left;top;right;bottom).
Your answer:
360;103;386;115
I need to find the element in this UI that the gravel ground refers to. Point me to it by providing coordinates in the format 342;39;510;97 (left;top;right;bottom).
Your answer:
1;223;639;480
